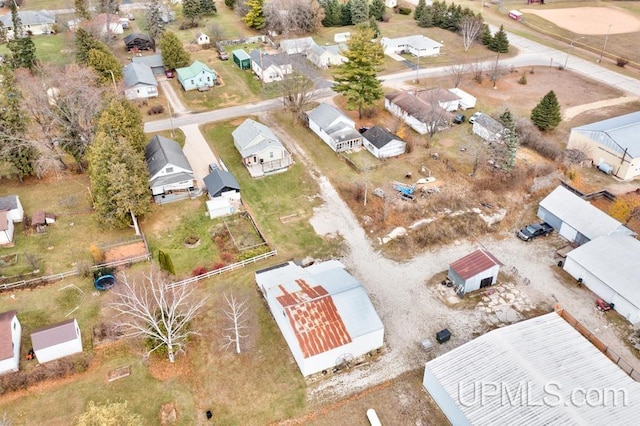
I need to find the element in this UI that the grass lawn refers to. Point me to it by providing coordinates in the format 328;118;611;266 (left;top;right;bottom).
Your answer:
0;174;136;277
0;34;74;66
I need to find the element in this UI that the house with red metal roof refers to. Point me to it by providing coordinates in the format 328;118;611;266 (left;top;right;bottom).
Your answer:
30;319;83;364
255;260;384;377
448;248;503;297
0;310;21;375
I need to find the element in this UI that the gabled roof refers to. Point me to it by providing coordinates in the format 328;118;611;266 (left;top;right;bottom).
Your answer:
423;312;640;425
255;260;383;360
0;10;55;27
362;125;404;149
123;33;151;44
566;234;640;308
248;50;292;69
386;91;449;123
474;113;505;134
144;135;192;177
176;60;216;81
381;34;443;50
123;62;157;88
324;44;346;56
204;169;240;196
232;49;250;61
308;103;353;130
31;319;78;351
416;88;460;103
232;118;284;158
572;111;640;158
132;54;164;68
0;195;19;211
279;37;316;52
0;310;18;360
450;248;502;280
539;186;633;241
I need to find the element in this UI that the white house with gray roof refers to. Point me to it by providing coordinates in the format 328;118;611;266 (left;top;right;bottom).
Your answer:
0;10;56;39
306;43;347;69
232;119;292;177
279;37;316;54
563;234;640;324
248;50;293;83
144;136;196;202
122;63;158;100
537;185;635;245
31;319;82;364
132;54;165;75
423;311;640;425
362;126;406;159
567;111;640;180
380;35;442;57
307;103;362;152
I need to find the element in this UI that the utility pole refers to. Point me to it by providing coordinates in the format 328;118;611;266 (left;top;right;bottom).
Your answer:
598;24;612;63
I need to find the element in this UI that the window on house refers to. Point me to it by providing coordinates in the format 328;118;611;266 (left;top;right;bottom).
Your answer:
270;152;274;158
147;87;155;94
166;167;173;173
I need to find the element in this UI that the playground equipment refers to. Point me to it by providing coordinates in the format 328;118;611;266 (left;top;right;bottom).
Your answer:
94;268;116;290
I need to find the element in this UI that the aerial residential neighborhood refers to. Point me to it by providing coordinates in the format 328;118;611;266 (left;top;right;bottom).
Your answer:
1;0;640;424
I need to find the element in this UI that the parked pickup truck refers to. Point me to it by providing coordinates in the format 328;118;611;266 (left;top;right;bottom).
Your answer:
517;222;553;241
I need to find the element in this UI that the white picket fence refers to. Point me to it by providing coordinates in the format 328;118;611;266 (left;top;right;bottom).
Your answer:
166;250;277;289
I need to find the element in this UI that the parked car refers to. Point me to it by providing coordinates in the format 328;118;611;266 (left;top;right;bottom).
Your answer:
165;69;175;79
468;112;482;124
453;113;466;124
208;163;219;173
517;222;553;241
218;50;229;61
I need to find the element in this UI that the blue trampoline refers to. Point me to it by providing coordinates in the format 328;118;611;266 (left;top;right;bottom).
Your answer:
94;274;116;290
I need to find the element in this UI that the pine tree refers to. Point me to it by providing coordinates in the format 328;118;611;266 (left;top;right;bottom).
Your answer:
87;48;122;87
75;0;91;20
531;91;562;131
418;8;433;28
183;0;201;25
160;32;191;70
332;24;384;119
414;0;426;21
341;0;353;26
158;250;175;275
243;0;266;30
225;0;235;8
350;0;369;25
499;109;518;172
370;0;386;21
368;16;381;39
321;0;342;27
76;28;110;64
96;98;147;152
490;25;509;53
88;132;151;229
480;23;492;46
8;37;37;71
200;0;217;15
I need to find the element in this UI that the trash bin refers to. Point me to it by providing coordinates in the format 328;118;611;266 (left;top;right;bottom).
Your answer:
436;329;451;344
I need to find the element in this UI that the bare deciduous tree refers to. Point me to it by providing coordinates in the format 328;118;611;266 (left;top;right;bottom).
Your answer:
221;293;248;354
415;89;453;140
110;270;208;363
447;63;467;88
263;0;324;35
471;59;484;83
489;53;503;89
280;56;319;123
460;15;483;52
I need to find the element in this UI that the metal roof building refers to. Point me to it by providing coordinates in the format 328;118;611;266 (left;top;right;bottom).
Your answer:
448;248;502;296
564;234;640;324
423;312;640;425
538;186;634;245
255;260;384;376
567;111;640;180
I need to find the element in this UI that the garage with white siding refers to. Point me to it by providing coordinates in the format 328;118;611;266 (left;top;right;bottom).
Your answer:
563;234;640;324
448;248;502;297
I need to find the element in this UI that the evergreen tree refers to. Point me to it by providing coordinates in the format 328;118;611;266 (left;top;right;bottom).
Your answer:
480;23;492;46
200;0;217;15
183;0;201;24
489;25;509;53
87;48;123;87
225;0;235;8
368;16;381;39
499;109;518;172
160;32;191;70
0;65;38;180
414;0;426;21
76;28;110;64
96;98;147;152
243;0;266;30
88;132;151;229
417;8;433;28
146;0;165;44
158;250;175;275
531;91;562;132
321;0;342;27
350;0;369;25
332;24;384;119
341;0;353;26
8;37;37;71
370;0;386;21
75;0;91;20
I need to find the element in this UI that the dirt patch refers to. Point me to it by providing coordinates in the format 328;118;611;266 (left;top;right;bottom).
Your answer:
103;241;148;262
522;7;640;35
148;354;194;382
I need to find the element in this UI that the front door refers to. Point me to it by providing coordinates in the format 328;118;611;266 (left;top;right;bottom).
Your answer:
480;276;493;288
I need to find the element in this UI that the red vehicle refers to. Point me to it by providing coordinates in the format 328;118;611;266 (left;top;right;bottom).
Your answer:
596;299;614;312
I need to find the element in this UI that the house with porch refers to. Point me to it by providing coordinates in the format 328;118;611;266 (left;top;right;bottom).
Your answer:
307;103;362;152
249;50;293;83
176;61;217;91
306;44;347;69
122;62;158;100
232;118;293;177
144;136;197;203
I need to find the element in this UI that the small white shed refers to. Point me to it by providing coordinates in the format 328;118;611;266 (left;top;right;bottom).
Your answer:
448;88;476;110
448;248;502;297
31;318;83;364
0;310;21;375
196;32;210;45
206;197;234;219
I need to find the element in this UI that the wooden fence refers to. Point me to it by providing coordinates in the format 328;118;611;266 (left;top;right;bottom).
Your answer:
166;250;277;289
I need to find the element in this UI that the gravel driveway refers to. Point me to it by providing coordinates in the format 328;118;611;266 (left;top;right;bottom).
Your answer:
258;113;640;404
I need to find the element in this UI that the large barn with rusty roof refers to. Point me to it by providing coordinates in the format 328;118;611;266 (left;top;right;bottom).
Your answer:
255;260;384;377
